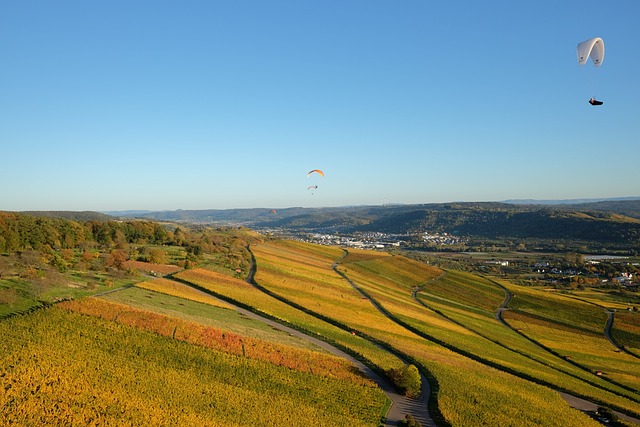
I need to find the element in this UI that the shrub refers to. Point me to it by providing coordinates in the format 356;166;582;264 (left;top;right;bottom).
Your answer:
596;407;620;425
386;364;421;398
398;414;422;427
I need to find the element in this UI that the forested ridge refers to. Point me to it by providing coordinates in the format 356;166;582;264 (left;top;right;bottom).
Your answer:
357;206;640;242
115;200;640;248
0;211;170;253
249;203;640;250
5;200;640;253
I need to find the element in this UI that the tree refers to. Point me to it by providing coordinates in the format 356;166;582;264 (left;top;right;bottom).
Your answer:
564;252;585;267
152;225;168;244
60;249;75;262
113;229;128;249
49;253;68;272
173;227;187;246
106;250;127;270
82;250;97;262
149;248;167;264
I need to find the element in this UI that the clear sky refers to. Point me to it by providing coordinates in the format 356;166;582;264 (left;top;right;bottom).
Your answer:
2;1;639;211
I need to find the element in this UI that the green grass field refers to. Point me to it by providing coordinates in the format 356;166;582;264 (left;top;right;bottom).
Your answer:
0;272;137;318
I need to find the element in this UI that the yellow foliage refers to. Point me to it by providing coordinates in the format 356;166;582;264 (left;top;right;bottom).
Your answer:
0;307;386;426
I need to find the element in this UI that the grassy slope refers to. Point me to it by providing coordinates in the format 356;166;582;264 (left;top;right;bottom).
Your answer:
336;249;640;422
0;255;178;318
613;311;640;357
135;277;235;309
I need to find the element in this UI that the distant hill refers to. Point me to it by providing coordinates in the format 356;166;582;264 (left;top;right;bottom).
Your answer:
113;200;640;250
101;210;154;217
7;200;640;251
123;208;312;223
19;211;113;221
351;204;640;246
557;200;640;220
502;196;640;205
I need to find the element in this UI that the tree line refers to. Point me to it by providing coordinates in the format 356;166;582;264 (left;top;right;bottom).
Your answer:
0;212;171;253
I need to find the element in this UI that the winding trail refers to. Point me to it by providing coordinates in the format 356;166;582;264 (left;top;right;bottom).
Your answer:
233;302;428;427
329;256;435;427
244;247;434;427
488;278;640;424
558;293;640;361
494;283;512;326
604;310;616;346
602;308;639;361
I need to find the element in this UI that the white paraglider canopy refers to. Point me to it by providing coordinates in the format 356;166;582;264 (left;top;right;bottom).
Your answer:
577;37;604;67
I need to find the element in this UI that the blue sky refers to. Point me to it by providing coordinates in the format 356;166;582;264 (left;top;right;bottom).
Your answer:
1;1;638;211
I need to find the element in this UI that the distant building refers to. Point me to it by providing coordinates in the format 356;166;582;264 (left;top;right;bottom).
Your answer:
487;260;509;266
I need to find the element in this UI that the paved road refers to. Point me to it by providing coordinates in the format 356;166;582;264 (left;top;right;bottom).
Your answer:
603;309;640;361
244;247;434;426
490;280;640;425
105;276;424;426
494;282;512;326
558;392;640;425
329;256;435;427
232;302;433;426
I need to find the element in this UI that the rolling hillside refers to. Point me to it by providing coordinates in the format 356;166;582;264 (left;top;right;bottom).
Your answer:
107;201;640;250
2;214;640;425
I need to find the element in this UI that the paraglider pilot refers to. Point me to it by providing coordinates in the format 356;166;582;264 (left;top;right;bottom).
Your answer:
577;38;605;107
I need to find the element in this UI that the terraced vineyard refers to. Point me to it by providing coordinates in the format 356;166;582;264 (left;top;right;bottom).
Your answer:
174;267;407;380
492;279;640;394
613;311;640;357
246;241;635;426
1;292;387;426
2;237;640;426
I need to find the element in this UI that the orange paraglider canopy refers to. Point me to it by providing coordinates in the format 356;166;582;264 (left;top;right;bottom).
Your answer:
307;169;324;177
